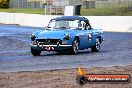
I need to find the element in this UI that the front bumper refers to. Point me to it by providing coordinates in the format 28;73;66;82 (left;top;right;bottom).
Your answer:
30;44;72;51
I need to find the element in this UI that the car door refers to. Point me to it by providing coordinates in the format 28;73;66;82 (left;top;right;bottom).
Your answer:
78;21;92;49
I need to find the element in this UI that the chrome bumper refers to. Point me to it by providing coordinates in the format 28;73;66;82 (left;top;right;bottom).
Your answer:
30;44;72;47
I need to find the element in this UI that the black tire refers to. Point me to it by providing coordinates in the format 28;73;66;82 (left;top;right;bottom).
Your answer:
91;38;100;52
70;38;79;55
31;48;41;56
76;76;86;85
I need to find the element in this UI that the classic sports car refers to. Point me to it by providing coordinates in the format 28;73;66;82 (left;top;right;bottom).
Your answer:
30;16;104;56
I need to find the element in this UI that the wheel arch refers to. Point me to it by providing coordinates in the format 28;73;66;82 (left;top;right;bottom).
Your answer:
97;36;102;43
75;36;80;44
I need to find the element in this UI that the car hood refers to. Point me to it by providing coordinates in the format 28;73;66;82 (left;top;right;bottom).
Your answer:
36;29;81;39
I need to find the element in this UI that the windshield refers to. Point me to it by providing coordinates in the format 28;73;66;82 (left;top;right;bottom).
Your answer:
47;20;79;29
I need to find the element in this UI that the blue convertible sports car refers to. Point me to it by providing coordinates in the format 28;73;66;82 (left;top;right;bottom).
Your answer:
30;16;104;56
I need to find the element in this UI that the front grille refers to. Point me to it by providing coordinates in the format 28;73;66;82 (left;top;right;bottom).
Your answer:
36;39;61;45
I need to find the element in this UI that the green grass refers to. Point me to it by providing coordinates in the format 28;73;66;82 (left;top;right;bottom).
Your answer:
81;2;132;16
81;7;132;16
0;6;132;16
0;8;45;14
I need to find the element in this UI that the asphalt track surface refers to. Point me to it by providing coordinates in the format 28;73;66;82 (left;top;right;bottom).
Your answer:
0;24;132;72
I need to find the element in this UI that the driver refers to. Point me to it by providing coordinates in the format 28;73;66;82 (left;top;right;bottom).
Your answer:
84;20;92;30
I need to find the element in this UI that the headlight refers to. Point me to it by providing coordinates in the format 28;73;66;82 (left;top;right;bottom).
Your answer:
30;34;36;41
64;34;71;40
32;41;37;45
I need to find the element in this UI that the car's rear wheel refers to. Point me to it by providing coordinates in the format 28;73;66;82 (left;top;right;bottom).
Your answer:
70;38;79;55
31;48;41;56
91;38;100;52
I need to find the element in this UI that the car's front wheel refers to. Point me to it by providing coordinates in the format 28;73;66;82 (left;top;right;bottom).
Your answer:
31;48;41;56
91;38;100;52
70;38;79;55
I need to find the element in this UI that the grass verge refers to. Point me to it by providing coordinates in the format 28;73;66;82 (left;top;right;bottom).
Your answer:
0;6;132;16
0;8;45;14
